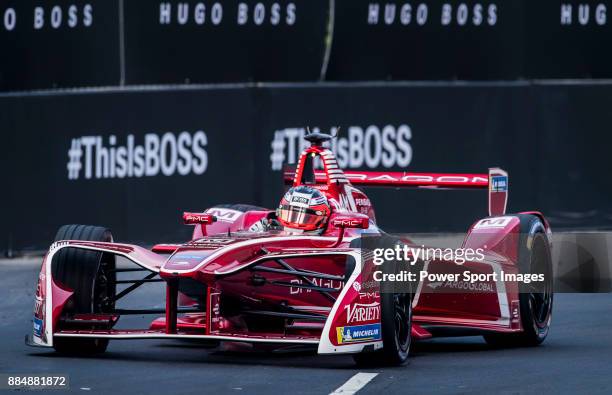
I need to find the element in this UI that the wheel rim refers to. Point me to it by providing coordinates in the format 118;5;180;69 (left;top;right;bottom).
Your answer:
94;255;115;313
393;293;411;352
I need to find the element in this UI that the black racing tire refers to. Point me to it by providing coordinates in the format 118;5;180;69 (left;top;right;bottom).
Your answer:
353;237;413;367
52;224;115;355
484;215;553;347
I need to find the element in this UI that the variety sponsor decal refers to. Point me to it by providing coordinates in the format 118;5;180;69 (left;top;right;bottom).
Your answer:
270;126;412;170
345;302;380;323
336;323;382;344
66;131;208;180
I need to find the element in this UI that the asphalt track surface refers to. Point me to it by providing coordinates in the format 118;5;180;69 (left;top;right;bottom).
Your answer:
1;257;611;394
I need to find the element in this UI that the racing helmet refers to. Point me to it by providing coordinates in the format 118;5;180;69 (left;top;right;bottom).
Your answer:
277;186;331;233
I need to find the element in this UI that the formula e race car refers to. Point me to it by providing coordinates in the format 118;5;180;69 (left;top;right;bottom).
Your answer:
27;131;553;366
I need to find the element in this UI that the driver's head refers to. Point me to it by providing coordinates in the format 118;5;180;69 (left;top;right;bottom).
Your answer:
277;186;331;234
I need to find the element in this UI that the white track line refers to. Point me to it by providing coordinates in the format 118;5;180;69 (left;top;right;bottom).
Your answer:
330;372;378;395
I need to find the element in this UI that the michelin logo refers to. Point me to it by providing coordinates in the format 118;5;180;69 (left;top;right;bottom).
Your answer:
336;323;382;344
33;317;43;338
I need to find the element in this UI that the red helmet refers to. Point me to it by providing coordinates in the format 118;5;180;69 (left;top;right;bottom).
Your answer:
277;186;331;233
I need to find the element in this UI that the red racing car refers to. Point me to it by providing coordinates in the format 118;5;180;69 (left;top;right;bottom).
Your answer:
27;131;553;366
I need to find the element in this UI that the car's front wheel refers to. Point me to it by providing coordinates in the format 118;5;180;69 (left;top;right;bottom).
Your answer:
52;224;115;355
353;245;413;366
353;290;412;366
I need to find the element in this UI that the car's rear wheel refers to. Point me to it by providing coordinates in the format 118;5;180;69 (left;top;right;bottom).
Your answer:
52;224;115;355
484;216;553;347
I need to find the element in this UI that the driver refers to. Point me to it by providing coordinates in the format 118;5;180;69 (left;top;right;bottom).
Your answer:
276;186;331;234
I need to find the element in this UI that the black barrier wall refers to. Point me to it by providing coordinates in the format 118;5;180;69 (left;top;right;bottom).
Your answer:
0;0;119;91
2;82;612;251
527;1;612;78
2;88;255;250
326;0;526;80
123;0;330;84
3;0;612;90
327;0;612;80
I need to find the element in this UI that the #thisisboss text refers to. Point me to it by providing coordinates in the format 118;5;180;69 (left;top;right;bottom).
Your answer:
67;131;208;180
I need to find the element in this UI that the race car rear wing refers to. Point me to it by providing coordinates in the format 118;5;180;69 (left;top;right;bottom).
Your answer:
283;167;508;216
